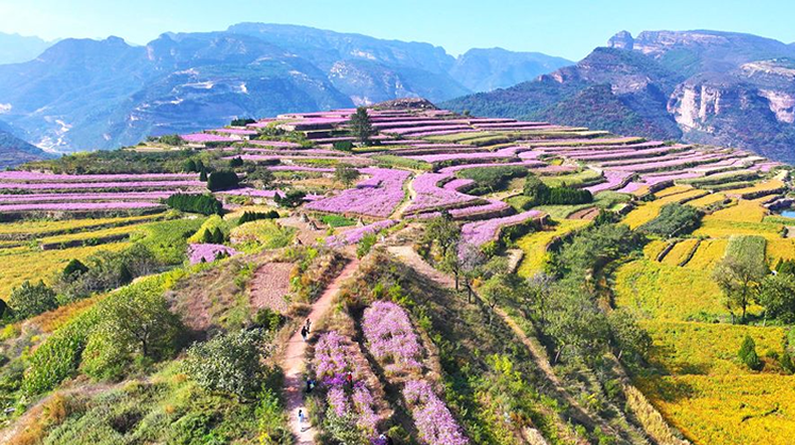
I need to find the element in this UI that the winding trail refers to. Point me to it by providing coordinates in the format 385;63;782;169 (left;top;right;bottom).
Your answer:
281;257;360;445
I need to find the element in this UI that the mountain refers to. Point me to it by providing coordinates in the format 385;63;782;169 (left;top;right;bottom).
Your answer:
0;32;53;64
444;30;795;163
450;48;571;91
0;23;565;153
0;120;54;168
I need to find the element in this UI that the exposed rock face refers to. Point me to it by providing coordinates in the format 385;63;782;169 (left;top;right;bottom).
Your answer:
445;30;795;163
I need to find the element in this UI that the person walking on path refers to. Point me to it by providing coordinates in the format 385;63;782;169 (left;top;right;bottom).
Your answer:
305;318;312;334
298;409;306;432
300;326;308;342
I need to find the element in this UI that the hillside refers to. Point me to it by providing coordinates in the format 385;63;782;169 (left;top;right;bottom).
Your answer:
444;30;795;163
0;120;54;168
0;102;793;444
0;32;53;64
0;24;567;153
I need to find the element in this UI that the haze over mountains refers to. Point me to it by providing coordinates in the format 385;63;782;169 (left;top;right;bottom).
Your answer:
445;30;795;163
0;23;570;160
4;25;795;165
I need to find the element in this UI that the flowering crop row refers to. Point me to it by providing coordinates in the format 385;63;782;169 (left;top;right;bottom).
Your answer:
187;243;239;264
403;380;469;445
180;133;236;143
0;191;174;203
362;301;422;375
404;173;482;215
306;168;410;218
325;220;397;248
0;180;204;191
460;210;544;247
0;171;197;182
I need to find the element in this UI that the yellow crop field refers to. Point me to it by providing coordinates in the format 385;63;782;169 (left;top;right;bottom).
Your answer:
635;321;792;445
686;193;725;208
0;213;161;237
766;238;795;263
722;179;786;198
637;374;795;445
0;242;129;300
614;259;724;320
685;239;727;270
661;238;699;266
623;189;708;229
702;200;767;223
655;185;691;198
643;239;669;260
641;320;785;374
516;219;590;277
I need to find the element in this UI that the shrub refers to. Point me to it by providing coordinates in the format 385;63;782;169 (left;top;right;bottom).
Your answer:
207;170;240;191
165;194;223;215
183;328;270;401
522;174;592;206
333;141;354;152
738;335;763;371
356;233;377;259
238;211;280;225
252;308;284;332
229;156;244;168
62;259;89;282
8;280;58;320
158;134;185;146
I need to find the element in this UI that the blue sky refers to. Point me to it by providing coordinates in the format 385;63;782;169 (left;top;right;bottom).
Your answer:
0;0;792;60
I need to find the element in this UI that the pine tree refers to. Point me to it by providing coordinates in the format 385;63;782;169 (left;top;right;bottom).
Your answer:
199;168;208;182
202;229;214;243
349;107;375;145
213;227;225;244
738;335;763;371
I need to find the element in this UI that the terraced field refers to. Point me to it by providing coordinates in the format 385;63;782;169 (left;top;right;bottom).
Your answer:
0;102;792;445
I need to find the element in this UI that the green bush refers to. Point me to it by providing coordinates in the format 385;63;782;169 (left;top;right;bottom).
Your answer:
165;193;223;215
231;118;255;126
207;170;240;191
8;280;58;320
183;329;269;401
275;190;306;208
357;233;377;258
523;174;592;206
738;335;763;371
229;156;244;168
333;140;354;152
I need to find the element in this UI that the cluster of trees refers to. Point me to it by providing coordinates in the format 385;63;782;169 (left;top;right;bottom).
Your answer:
713;255;795;324
149;134;185;146
639;203;702;237
199;227;226;244
165;193;224;215
238;210;280;225
523;175;593;207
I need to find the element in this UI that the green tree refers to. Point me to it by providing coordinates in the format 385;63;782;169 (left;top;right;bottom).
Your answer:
199;168;208;182
8;280;58;320
757;273;795;323
212;227;225;244
544;281;609;364
349;106;375;145
183;328;270;401
738;334;763;371
479;273;512;325
334;164;361;188
229;156;244;168
522;175;550;206
83;284;181;379
275;190;306;208
713;255;767;323
207;170;240;191
183;159;197;173
422;213;460;263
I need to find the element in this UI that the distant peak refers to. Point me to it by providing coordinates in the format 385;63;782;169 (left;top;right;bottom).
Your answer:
608;31;634;50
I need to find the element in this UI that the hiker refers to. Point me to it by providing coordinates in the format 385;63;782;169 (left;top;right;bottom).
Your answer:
305;318;312;334
305;378;316;393
301;326;308;342
345;372;353;387
298;409;306;431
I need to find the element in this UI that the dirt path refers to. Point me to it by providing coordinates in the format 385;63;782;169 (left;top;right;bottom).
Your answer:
281;258;360;445
391;174;416;219
386;244;613;440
